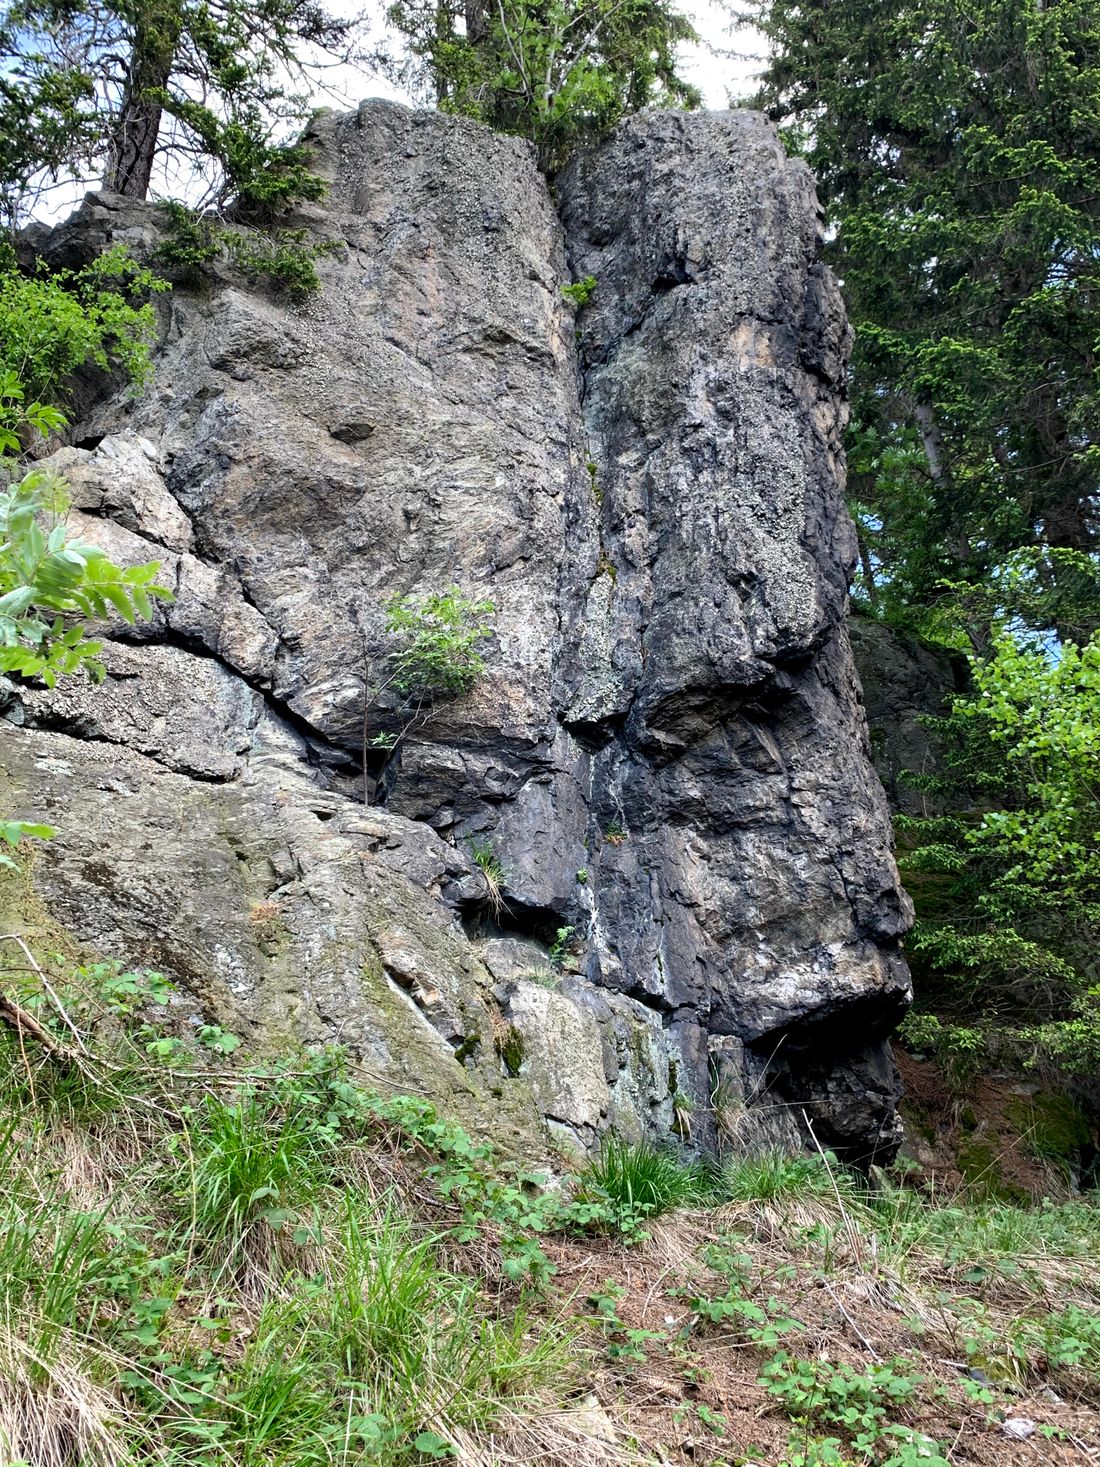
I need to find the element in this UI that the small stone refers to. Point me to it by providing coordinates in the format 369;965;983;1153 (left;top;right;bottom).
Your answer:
1001;1418;1036;1441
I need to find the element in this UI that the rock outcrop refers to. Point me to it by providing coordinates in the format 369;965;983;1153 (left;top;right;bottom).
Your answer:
0;102;912;1162
849;614;967;816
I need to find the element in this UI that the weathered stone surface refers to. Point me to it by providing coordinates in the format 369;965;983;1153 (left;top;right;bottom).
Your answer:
504;979;611;1142
0;725;553;1153
557;111;911;1158
849;614;966;815
22;642;263;782
3;103;914;1162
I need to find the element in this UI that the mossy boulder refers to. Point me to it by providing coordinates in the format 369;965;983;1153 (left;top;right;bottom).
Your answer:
956;1133;1030;1204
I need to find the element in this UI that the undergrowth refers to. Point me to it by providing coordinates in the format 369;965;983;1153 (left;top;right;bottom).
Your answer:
0;945;1097;1466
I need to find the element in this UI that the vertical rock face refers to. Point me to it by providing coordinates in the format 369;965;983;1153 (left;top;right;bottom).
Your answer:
849;614;967;815
556;113;911;1158
0;104;911;1162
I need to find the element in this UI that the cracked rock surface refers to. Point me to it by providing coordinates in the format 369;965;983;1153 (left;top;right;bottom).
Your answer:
0;103;912;1161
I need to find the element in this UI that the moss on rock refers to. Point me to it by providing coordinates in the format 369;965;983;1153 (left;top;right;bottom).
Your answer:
957;1134;1029;1204
1008;1091;1091;1168
496;1025;525;1077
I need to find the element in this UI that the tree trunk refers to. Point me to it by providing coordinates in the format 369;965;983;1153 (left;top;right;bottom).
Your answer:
914;400;947;488
465;0;488;46
105;3;181;199
914;399;973;564
856;532;878;608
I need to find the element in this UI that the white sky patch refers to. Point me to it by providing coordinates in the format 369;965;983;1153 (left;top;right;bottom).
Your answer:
309;0;764;113
673;0;764;108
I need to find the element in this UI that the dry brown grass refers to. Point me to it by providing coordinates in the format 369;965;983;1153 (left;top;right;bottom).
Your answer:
0;1323;132;1467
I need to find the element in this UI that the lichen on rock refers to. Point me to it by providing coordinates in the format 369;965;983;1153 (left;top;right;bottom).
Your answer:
2;102;913;1163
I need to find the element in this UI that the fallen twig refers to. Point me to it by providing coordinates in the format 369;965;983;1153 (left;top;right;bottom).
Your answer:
0;986;78;1071
0;932;87;1052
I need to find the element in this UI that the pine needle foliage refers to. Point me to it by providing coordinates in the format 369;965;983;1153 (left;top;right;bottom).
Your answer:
378;0;700;172
742;0;1100;641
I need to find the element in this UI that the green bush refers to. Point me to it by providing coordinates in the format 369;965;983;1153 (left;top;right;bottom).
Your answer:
0;468;170;687
561;275;597;307
155;202;337;298
0;245;165;408
384;586;495;697
362;585;495;802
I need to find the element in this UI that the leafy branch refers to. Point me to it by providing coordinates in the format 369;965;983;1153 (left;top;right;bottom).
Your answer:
361;587;495;805
0;466;172;869
0;469;172;687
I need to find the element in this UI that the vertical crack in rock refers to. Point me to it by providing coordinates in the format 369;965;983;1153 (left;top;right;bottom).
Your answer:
0;104;912;1162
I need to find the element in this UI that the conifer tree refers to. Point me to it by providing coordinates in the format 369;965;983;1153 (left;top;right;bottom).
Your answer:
0;0;360;223
743;0;1100;642
379;0;700;171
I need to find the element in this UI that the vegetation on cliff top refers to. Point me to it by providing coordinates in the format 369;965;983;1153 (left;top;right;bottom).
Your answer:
376;0;700;171
0;0;360;222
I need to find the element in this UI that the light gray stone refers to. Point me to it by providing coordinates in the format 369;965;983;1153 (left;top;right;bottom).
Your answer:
506;980;611;1139
7;103;914;1161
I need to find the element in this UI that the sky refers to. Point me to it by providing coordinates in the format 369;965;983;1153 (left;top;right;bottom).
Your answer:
310;0;764;115
20;1;767;223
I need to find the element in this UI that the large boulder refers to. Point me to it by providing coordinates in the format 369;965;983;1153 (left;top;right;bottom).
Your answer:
1;102;912;1161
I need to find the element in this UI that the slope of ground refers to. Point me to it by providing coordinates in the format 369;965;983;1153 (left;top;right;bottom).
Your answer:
0;945;1097;1467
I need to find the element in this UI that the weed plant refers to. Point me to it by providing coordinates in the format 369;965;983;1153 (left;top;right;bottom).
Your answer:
719;1149;851;1205
0;946;1099;1465
581;1137;714;1223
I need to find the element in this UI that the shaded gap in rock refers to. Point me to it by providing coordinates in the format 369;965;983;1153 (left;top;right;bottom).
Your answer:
460;899;574;952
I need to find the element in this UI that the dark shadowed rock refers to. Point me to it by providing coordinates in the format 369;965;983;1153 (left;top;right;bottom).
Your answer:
1;104;912;1162
849;614;967;815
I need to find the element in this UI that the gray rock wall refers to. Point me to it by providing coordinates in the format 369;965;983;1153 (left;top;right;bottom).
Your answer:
0;102;912;1162
849;614;966;816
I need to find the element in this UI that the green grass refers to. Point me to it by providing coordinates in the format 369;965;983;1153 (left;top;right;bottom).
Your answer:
468;839;506;916
213;1201;573;1465
186;1092;322;1241
0;1076;581;1465
867;1188;1100;1272
1;946;1099;1465
0;949;597;1467
718;1149;852;1206
582;1137;713;1218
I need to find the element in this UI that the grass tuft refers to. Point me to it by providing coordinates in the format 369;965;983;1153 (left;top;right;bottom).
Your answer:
469;839;507;919
582;1138;712;1218
719;1148;853;1205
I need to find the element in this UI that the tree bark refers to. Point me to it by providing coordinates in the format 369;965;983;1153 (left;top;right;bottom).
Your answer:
914;400;947;489
105;2;181;198
856;531;878;608
914;398;974;565
465;0;489;46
